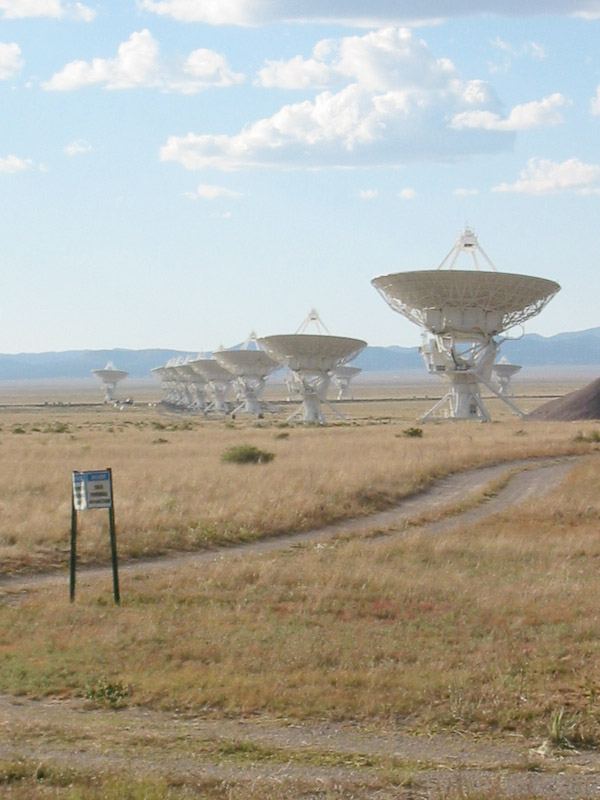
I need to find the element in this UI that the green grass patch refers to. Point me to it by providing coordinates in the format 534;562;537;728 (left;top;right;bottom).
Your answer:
220;444;275;464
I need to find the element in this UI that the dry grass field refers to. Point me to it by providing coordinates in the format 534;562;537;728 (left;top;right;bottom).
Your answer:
0;381;594;576
1;376;600;799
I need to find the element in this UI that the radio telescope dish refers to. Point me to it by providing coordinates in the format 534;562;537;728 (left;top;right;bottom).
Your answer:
371;270;559;339
150;366;170;403
152;359;207;411
214;347;278;416
258;334;366;424
174;360;208;411
188;358;233;413
492;358;522;398
92;362;128;404
332;365;362;400
371;226;560;421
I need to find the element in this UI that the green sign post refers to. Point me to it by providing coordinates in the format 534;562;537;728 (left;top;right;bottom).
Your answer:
70;468;120;604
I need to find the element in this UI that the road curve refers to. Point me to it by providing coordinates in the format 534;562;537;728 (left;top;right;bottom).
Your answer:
0;454;582;598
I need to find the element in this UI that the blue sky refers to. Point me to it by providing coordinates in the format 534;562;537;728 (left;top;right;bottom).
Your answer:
1;0;599;353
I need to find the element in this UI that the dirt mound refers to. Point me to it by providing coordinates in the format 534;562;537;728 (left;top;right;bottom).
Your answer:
529;377;600;420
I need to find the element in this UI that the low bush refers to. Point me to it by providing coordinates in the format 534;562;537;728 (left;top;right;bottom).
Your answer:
221;444;275;464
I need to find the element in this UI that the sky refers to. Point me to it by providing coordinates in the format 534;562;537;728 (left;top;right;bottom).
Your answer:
1;0;600;354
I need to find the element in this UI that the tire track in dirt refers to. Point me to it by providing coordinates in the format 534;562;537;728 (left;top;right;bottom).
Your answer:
0;455;583;597
0;691;599;799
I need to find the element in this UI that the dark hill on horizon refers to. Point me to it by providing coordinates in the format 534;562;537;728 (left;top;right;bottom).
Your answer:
0;327;598;380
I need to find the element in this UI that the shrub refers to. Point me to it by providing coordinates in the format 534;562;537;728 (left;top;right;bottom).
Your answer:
574;430;600;443
85;678;129;709
221;444;275;464
402;426;423;438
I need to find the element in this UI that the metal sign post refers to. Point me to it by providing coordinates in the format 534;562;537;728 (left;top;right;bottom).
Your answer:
70;468;120;604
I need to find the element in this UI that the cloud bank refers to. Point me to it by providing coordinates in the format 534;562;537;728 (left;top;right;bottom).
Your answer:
0;42;23;79
0;155;33;173
139;0;600;25
160;28;565;171
0;0;95;20
493;157;600;194
44;29;244;92
451;93;567;131
184;184;243;199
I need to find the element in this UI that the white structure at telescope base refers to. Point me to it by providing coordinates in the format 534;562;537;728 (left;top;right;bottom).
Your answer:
259;333;366;424
151;358;208;411
188;358;233;413
215;333;278;417
332;365;362;400
92;362;128;403
492;357;522;398
372;226;560;422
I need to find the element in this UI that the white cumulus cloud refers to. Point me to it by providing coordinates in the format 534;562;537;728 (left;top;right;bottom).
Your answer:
0;0;95;19
488;37;546;73
398;188;416;199
138;0;600;25
0;154;33;173
359;189;378;199
256;28;457;92
184;184;243;200
44;29;244;92
257;55;337;90
451;93;567;131
492;157;600;195
64;139;93;156
0;43;23;79
161;27;513;171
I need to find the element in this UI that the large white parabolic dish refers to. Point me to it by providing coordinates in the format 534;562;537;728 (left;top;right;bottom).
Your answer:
188;358;233;383
333;365;362;380
188;358;233;413
371;270;560;338
371;227;560;422
91;362;129;403
92;362;128;385
258;334;366;423
214;349;278;416
258;334;366;373
214;349;277;379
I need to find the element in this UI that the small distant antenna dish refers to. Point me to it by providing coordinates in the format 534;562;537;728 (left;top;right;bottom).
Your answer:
151;366;172;404
492;357;522;399
331;365;362;400
92;361;128;404
174;359;208;411
152;358;207;411
371;226;560;421
258;334;366;424
188;358;233;413
215;338;278;416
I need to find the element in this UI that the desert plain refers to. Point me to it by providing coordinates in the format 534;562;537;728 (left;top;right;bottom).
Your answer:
0;371;599;799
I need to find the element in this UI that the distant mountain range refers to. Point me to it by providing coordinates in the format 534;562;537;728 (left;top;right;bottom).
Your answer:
0;327;599;381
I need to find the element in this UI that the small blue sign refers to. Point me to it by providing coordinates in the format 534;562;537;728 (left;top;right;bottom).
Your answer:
72;470;113;510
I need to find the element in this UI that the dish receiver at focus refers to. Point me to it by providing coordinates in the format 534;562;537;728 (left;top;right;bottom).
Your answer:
371;227;560;421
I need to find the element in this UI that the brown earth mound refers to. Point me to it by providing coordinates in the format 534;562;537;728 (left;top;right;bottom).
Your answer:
529;376;600;420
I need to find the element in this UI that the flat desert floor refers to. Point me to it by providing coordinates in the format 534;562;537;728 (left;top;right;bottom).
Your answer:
0;371;599;799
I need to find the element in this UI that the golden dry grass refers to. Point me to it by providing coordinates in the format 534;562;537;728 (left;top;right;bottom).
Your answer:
2;385;600;800
0;399;596;574
2;454;600;742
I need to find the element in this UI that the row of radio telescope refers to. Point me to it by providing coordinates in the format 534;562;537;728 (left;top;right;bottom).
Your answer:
93;227;560;423
148;311;365;425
